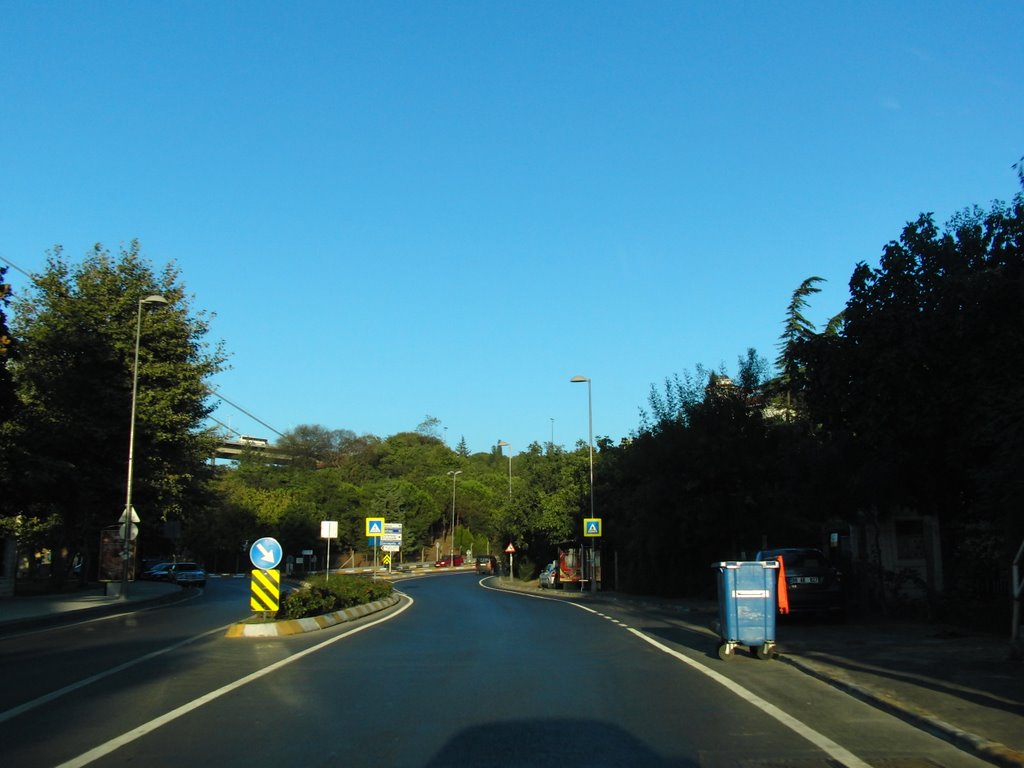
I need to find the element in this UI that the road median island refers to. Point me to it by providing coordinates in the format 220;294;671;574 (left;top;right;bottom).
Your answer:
225;593;402;638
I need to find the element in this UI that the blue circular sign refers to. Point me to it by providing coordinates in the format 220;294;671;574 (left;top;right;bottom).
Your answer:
249;536;283;570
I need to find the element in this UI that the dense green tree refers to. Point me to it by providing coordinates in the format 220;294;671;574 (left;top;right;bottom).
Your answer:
365;478;435;552
0;265;24;537
776;276;824;413
793;183;1024;610
274;424;353;469
8;242;226;579
0;265;13;420
377;431;451;481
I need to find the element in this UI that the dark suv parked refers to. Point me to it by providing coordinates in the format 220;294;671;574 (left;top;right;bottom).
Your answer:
475;555;499;575
754;547;844;617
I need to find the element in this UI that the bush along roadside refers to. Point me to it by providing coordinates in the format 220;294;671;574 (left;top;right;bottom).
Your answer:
278;574;394;620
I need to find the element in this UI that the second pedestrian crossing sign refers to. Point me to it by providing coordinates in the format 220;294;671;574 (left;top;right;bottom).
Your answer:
584;518;602;537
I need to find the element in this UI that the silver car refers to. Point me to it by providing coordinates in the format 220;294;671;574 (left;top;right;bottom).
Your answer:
539;561;556;589
164;562;207;588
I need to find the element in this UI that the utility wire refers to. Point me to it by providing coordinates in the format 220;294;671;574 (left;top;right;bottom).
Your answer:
0;254;39;282
208;387;285;438
205;414;242;437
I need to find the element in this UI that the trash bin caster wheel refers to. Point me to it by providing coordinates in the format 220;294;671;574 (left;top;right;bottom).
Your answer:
755;643;775;660
717;642;735;661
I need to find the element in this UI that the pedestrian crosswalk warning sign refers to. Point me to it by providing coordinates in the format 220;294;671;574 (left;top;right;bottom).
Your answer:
584;518;602;537
366;517;385;537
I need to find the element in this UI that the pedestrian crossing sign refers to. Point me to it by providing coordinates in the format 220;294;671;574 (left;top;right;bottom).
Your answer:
366;517;385;537
584;518;602;537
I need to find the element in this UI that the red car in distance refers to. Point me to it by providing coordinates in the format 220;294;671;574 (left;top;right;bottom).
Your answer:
433;555;464;567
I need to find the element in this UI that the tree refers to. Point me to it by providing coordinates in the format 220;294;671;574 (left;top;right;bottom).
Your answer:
736;347;769;395
797;182;1024;609
776;276;824;412
275;424;353;469
9;242;226;577
415;414;442;439
0;265;13;420
0;264;22;530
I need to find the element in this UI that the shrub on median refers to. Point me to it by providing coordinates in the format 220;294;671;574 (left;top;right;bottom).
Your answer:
278;574;393;620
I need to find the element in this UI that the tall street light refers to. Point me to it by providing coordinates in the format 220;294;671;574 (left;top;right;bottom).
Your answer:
570;375;596;592
121;294;169;599
497;440;512;498
447;470;462;568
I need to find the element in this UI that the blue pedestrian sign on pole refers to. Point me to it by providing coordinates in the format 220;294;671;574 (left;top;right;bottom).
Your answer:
583;518;602;537
250;537;283;570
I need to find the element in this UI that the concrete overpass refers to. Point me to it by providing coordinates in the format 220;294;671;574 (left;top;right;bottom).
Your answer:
213;437;292;463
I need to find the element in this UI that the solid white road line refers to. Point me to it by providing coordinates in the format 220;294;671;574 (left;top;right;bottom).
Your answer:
0;623;233;724
55;595;414;768
486;584;871;768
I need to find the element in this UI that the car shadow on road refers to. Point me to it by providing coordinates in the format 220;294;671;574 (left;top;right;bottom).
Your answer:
421;718;697;768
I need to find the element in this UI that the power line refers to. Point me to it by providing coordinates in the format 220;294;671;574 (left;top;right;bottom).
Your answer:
205;414;241;437
208;387;285;438
0;254;39;282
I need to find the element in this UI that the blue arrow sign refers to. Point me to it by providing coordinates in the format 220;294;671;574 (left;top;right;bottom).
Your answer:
250;536;283;569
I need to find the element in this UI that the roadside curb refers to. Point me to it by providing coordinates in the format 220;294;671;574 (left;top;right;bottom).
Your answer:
224;593;402;638
776;652;1024;768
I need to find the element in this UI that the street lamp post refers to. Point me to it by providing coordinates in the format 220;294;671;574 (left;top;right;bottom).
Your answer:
447;470;462;568
497;440;511;498
570;375;596;592
121;294;169;599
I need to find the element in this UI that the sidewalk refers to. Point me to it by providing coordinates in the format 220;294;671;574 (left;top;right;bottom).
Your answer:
501;581;1024;768
0;580;186;634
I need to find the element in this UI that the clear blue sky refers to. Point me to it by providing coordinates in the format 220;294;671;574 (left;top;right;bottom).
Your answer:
2;2;1021;455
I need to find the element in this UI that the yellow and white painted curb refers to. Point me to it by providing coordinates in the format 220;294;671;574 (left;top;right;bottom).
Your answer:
225;593;402;638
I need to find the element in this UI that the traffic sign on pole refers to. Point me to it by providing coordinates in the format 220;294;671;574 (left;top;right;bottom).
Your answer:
584;518;602;537
118;506;141;523
249;537;283;570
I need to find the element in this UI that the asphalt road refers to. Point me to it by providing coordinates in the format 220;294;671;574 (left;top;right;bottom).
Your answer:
0;573;995;767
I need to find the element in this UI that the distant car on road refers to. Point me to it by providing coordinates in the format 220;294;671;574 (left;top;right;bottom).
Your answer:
539;561;557;589
434;555;464;568
475;555;499;574
166;562;207;588
755;547;844;617
141;562;173;581
143;561;207;588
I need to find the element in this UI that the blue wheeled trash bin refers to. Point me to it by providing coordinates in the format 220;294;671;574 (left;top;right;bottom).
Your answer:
713;560;780;660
